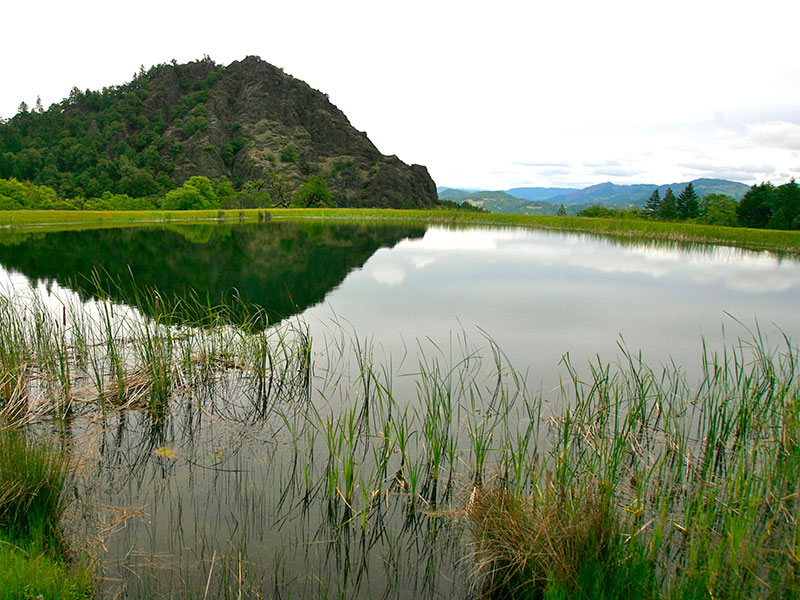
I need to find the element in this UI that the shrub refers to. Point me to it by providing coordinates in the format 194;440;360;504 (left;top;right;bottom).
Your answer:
161;176;219;210
292;175;334;208
280;142;298;163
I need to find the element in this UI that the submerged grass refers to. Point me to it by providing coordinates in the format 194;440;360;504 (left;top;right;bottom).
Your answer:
0;281;798;598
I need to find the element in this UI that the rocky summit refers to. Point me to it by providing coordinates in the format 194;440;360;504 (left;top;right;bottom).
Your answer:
0;56;439;208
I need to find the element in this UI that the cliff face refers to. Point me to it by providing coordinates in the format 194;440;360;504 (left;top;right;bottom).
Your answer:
160;57;438;207
0;57;439;208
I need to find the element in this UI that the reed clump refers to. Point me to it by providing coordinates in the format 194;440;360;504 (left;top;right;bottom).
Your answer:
0;428;68;548
466;486;656;600
0;428;93;599
463;333;800;600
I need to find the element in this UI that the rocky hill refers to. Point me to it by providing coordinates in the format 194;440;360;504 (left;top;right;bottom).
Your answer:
0;56;438;209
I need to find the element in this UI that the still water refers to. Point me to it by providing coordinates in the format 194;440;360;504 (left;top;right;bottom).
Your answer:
2;220;799;598
3;221;799;385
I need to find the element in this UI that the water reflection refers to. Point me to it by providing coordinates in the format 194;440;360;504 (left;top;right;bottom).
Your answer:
377;227;800;293
0;221;426;327
300;226;800;391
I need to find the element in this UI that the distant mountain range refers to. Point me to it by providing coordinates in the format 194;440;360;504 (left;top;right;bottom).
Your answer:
437;179;751;215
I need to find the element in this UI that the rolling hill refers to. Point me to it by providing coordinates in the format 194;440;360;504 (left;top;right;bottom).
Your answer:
441;179;751;214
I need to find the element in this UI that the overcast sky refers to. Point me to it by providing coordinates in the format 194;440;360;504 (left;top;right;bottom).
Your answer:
2;0;799;190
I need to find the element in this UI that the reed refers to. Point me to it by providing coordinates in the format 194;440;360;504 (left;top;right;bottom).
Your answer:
465;330;800;599
1;281;798;598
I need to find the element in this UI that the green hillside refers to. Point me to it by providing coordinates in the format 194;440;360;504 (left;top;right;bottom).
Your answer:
0;57;438;209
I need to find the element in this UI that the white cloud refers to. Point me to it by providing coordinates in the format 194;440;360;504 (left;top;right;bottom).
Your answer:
746;122;800;150
395;227;800;294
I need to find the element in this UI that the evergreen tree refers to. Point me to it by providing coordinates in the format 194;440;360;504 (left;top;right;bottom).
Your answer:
557;203;566;216
676;182;700;220
659;188;678;220
643;189;661;219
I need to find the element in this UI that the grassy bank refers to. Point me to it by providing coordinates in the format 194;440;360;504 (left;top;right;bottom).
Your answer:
2;208;800;254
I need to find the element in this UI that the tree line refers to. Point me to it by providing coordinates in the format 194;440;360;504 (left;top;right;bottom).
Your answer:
574;180;800;230
0;173;339;212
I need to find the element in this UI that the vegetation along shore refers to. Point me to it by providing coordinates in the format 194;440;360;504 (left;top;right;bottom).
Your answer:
3;206;800;256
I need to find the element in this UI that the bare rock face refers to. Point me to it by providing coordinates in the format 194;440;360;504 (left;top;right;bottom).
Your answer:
146;56;439;207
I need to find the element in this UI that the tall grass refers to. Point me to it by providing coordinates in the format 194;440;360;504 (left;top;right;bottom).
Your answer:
0;428;94;599
0;429;68;547
465;333;800;599
1;282;798;598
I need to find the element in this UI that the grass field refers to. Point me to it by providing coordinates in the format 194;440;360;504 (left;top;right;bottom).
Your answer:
2;208;800;254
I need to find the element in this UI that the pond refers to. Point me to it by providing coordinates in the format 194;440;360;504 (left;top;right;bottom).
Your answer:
1;220;799;598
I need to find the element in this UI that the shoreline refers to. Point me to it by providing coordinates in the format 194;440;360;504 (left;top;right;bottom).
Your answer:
2;208;800;255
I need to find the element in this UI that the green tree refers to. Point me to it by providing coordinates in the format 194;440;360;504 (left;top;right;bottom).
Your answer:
676;182;699;220
292;175;333;207
0;177;57;209
268;172;291;207
557;204;566;216
643;189;661;219
771;179;800;229
213;176;235;205
576;205;616;218
659;188;678;220
737;183;774;228
700;194;738;226
161;176;219;210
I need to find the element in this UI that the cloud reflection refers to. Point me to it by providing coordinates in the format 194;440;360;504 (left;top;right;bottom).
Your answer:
373;227;800;294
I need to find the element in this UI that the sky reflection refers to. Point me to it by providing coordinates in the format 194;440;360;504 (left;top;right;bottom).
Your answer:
305;226;800;391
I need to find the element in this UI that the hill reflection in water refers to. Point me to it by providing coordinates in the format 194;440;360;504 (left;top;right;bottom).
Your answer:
0;220;426;328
